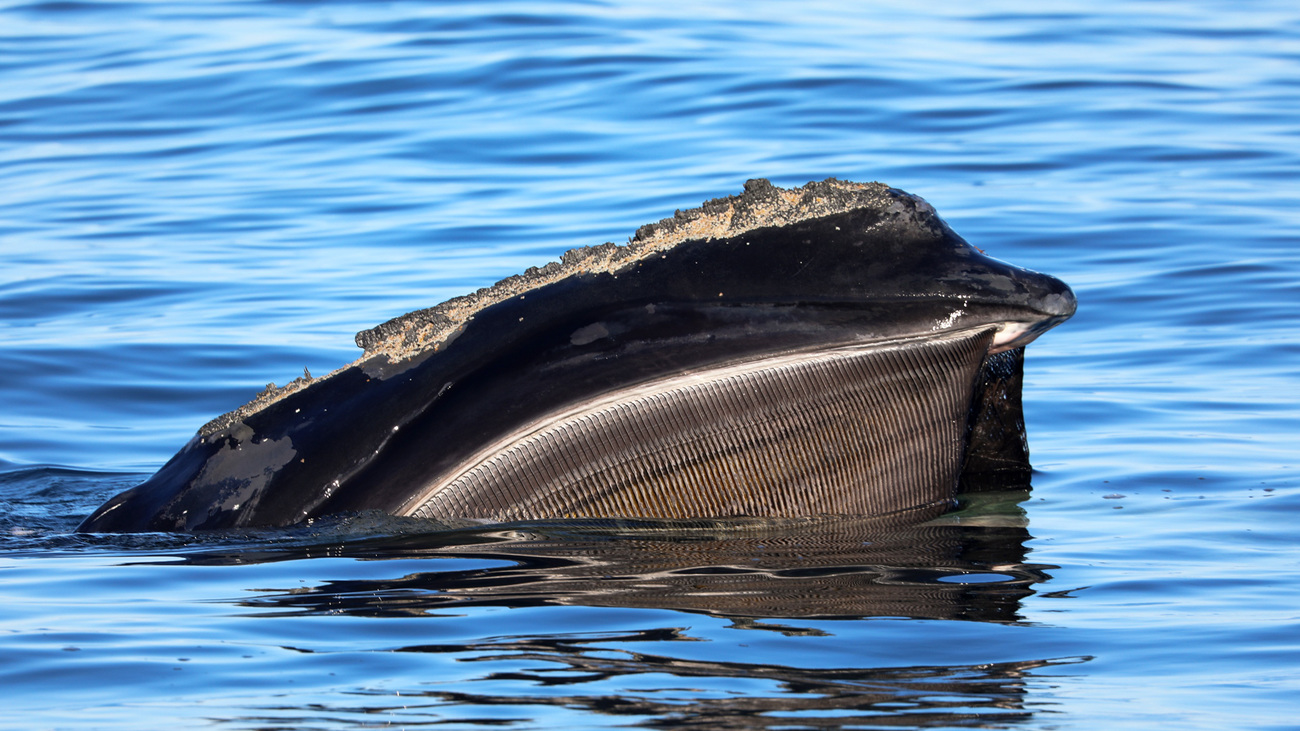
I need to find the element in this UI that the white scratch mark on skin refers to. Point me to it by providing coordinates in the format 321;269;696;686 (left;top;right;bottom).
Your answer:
932;298;968;332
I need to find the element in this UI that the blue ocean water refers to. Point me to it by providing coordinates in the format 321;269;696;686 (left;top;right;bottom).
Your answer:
2;1;1298;728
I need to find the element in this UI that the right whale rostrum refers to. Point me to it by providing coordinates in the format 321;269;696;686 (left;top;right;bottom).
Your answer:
78;178;1075;532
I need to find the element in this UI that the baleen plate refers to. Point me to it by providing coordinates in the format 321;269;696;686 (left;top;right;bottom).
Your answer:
406;328;995;521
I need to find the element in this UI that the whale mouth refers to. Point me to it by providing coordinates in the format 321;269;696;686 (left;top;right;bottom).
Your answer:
990;316;1069;353
401;326;999;523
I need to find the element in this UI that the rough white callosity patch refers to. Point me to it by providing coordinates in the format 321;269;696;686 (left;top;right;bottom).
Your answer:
201;178;941;437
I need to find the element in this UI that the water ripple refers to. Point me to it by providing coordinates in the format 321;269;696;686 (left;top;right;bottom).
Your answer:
2;1;1299;728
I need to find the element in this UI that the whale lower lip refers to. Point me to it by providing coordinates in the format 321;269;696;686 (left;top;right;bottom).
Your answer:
990;317;1070;353
992;322;1038;352
78;178;1076;533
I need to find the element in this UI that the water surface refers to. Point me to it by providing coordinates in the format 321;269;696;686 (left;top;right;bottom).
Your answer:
2;1;1298;728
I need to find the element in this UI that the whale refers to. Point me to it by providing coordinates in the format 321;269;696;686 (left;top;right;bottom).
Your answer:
79;178;1075;533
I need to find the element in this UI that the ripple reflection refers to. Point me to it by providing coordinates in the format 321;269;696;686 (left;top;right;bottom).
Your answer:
213;493;1052;626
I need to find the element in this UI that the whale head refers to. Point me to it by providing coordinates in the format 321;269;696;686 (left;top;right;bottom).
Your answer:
80;179;1074;533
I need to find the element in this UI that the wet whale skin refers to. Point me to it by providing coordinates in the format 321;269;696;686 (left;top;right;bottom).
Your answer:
78;181;1075;532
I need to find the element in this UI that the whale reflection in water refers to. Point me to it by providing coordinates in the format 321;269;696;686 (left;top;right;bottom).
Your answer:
79;179;1075;533
201;493;1049;625
192;503;1087;730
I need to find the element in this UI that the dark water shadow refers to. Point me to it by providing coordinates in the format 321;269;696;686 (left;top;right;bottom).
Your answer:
161;491;1051;626
194;492;1088;728
10;467;1087;729
244;523;1048;626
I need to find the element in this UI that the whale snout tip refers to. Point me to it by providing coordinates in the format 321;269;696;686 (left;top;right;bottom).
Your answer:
1039;286;1077;318
988;277;1076;354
